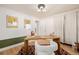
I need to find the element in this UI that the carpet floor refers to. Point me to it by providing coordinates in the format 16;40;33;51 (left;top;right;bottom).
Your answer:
17;45;70;55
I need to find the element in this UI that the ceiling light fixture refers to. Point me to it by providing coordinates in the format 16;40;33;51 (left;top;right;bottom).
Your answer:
37;4;46;12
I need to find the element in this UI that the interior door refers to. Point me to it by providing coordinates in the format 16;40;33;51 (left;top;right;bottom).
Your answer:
64;12;76;45
45;19;53;35
53;15;64;43
38;20;46;35
78;11;79;43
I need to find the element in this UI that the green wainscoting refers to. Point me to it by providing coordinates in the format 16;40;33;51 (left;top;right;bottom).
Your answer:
0;36;26;48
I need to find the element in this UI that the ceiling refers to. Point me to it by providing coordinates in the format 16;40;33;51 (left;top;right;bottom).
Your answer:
0;4;79;19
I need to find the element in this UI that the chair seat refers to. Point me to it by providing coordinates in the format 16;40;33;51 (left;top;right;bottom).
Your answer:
35;39;58;55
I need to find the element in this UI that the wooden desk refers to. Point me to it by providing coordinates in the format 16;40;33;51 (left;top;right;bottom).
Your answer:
24;35;60;55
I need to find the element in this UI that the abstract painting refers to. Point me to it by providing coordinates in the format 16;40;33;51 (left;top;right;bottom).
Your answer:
6;15;18;28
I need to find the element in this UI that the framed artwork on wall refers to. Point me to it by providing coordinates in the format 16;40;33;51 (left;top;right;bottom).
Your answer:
24;19;31;30
6;15;18;28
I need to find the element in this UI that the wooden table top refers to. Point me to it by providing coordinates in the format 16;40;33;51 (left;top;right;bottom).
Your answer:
36;39;50;45
25;35;60;41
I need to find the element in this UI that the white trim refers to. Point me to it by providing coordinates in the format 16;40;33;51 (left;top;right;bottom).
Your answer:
0;42;24;52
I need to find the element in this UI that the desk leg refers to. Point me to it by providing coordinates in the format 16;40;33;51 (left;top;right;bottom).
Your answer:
53;38;60;55
24;40;28;55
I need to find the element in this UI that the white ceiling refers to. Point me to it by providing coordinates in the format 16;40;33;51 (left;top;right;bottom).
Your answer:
0;4;79;19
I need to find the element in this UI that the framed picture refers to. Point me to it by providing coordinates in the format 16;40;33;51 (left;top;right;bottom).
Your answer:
24;19;31;29
6;15;18;28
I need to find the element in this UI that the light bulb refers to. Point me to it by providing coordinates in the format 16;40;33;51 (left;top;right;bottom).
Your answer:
43;9;46;12
37;9;41;12
40;6;43;9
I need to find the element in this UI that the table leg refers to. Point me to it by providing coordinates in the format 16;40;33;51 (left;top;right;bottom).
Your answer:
24;40;28;55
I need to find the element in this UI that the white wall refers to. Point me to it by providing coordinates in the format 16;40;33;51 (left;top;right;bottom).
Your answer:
0;7;38;40
38;17;54;35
